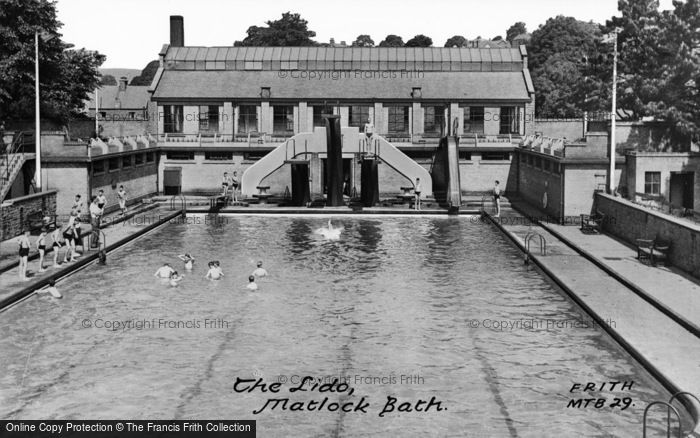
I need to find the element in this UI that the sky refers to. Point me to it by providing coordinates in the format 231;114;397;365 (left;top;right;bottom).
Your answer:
55;0;676;69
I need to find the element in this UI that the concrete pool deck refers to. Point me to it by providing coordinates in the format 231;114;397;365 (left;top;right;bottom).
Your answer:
487;202;700;436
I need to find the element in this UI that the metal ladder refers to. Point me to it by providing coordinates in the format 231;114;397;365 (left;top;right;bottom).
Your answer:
643;391;700;438
524;232;547;256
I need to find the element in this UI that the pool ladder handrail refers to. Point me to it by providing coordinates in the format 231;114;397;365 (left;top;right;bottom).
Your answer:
644;391;700;438
643;400;683;438
169;194;187;216
524;232;546;256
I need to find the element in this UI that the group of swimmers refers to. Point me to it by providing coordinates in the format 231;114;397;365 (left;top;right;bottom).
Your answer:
154;255;268;290
221;171;240;202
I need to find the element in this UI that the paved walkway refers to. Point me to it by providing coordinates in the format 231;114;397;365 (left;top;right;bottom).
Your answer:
0;203;170;304
491;201;700;434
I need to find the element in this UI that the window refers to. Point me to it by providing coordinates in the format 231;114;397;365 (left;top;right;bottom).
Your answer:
92;160;105;175
244;151;269;161
499;106;519;134
163;105;183;133
199;105;220;133
238;105;258;134
481;152;511;161
349;105;370;128
459;151;472;160
423;106;445;135
166;151;195;160
244;61;263;70
312;106;328;128
108;157;120;171
534;157;542;169
146;152;155;163
273;105;294;134
388;106;409;134
644;172;661;195
134;153;144;166
280;61;298;70
122;155;132;168
205;151;233;160
462;106;484;134
543;159;551;172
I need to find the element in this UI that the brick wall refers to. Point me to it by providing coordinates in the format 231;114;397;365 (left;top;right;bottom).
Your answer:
595;192;700;278
517;155;564;219
44;164;88;217
534;119;584;140
1;190;57;240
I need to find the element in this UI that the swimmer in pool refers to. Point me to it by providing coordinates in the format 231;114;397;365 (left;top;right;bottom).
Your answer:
178;253;195;270
246;275;258;291
205;262;224;280
251;261;268;277
315;219;342;240
154;263;175;278
169;271;183;287
38;279;62;299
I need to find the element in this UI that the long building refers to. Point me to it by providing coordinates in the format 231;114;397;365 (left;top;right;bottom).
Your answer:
148;16;535;196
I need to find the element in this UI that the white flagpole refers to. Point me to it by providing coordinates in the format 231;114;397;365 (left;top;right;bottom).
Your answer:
609;29;619;194
35;31;41;190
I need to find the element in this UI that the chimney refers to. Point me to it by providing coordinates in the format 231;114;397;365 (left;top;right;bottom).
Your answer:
170;15;184;47
329;38;335;46
119;76;128;91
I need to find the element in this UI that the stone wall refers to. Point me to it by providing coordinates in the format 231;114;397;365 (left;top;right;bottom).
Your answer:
595;192;700;278
1;190;57;240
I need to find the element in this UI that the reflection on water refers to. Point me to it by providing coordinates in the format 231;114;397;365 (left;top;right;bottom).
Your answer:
0;216;686;437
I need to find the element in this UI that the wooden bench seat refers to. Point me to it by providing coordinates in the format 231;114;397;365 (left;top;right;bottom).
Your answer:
637;238;671;266
580;210;605;234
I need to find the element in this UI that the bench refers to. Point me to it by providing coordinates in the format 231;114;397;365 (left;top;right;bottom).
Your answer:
636;238;671;266
27;210;56;233
580;210;605;234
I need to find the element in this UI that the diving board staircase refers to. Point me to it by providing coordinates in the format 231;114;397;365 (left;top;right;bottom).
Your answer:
0;132;31;202
240;127;432;198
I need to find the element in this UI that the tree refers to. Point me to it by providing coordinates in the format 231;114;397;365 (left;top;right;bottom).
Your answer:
234;12;317;46
0;0;105;124
444;35;468;47
351;34;374;47
506;22;528;42
608;0;700;145
528;16;607;118
100;74;117;86
378;34;404;47
492;35;503;41
405;34;433;47
130;60;159;86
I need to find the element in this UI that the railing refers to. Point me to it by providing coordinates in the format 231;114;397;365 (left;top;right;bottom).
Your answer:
520;134;565;157
1;132;27;198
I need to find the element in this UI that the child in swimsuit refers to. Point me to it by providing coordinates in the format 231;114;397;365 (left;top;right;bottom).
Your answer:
252;261;268;277
205;262;224;280
231;171;240;202
222;172;230;196
117;185;127;215
51;225;63;267
493;180;501;217
62;216;78;263
246;275;258;291
97;190;107;214
18;230;31;281
38;279;62;299
36;228;47;272
169;271;183;287
178;253;195;270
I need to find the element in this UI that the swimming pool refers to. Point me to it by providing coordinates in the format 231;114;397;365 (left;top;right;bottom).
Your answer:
0;215;686;436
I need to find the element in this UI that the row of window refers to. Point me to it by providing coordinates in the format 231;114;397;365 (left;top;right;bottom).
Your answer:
162;104;522;136
92;152;156;175
520;153;561;175
164;150;510;162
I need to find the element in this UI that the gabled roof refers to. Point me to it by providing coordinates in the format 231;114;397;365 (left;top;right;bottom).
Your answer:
87;85;150;109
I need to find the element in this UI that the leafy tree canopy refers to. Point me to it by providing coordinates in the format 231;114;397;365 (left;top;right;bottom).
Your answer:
506;22;528;41
405;34;433;47
130;60;159;86
234;12;317;46
351;34;374;47
0;0;105;124
100;74;117;86
444;35;468;47
378;34;404;47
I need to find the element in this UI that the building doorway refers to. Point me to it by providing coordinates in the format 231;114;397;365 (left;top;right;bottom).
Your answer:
321;158;352;196
669;172;694;210
163;167;182;195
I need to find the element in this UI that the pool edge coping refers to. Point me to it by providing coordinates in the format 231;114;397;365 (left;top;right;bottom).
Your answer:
0;209;183;311
483;211;700;436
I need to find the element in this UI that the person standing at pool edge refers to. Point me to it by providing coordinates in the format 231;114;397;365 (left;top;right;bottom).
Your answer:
231;170;240;203
493;180;502;217
414;178;422;211
36;228;48;273
117;185;127;216
96;190;107;215
18;229;31;280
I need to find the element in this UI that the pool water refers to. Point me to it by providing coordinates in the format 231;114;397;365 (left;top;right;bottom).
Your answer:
0;215;686;436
